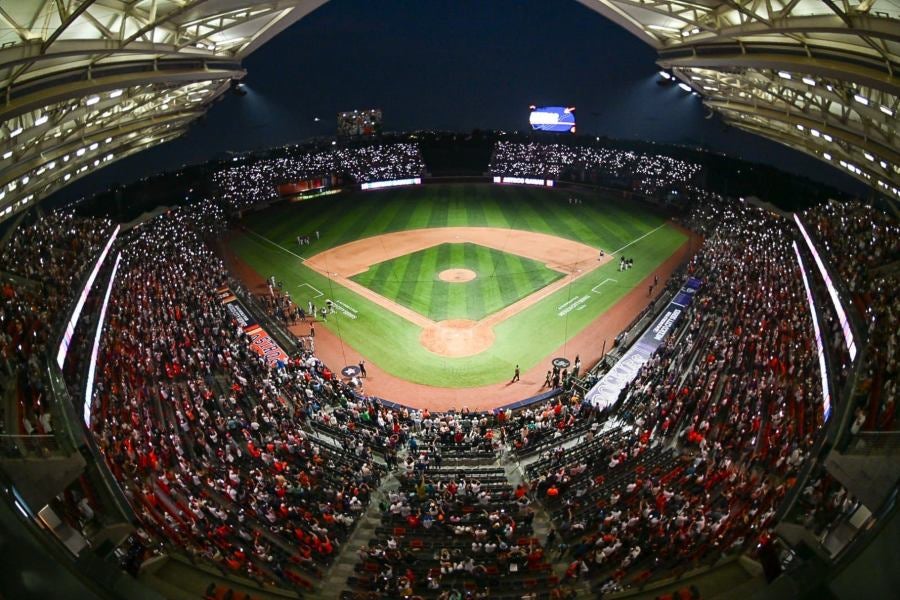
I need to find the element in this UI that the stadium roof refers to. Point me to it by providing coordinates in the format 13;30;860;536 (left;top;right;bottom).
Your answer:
578;0;900;199
0;0;326;219
0;2;896;220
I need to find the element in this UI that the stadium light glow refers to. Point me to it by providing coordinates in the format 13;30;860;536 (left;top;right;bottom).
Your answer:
777;71;792;80
678;82;691;92
802;77;816;86
85;96;100;106
34;115;48;126
10;127;22;137
658;71;671;80
108;89;123;98
880;105;893;116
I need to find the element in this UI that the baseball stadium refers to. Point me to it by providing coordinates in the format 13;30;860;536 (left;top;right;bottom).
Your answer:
0;3;898;600
227;183;691;405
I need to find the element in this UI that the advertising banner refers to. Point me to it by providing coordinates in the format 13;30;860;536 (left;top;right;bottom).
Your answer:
219;287;289;367
585;278;700;409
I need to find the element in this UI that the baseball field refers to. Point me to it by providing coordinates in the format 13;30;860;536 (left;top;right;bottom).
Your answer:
227;183;687;391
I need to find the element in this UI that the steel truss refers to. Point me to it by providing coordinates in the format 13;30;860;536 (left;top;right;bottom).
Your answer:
579;0;900;198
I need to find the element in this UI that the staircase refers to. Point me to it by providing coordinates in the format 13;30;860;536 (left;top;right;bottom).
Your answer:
310;472;399;599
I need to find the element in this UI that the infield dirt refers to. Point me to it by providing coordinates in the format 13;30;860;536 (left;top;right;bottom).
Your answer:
303;227;611;357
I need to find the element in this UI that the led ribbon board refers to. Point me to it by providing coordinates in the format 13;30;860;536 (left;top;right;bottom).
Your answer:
794;214;857;361
361;177;421;190
57;225;120;368
792;241;832;421
84;253;122;426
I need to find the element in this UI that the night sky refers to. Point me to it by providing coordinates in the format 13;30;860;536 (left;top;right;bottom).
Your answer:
61;0;866;202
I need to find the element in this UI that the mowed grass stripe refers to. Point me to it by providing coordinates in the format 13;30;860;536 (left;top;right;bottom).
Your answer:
392;245;425;309
465;243;486;319
363;194;412;241
429;243;453;321
405;191;440;231
446;185;469;227
521;252;563;290
382;188;419;234
507;187;564;241
367;247;401;287
426;192;450;228
476;242;503;315
573;201;629;249
379;251;411;300
463;185;489;227
332;197;395;246
493;185;533;230
408;243;439;317
478;186;514;228
445;243;468;319
495;248;528;307
521;187;587;244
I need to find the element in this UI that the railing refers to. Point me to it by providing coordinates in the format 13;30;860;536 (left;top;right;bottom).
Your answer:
0;434;61;459
843;431;900;455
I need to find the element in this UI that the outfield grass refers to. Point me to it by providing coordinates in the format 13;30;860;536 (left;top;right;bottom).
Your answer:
230;183;686;387
350;242;564;321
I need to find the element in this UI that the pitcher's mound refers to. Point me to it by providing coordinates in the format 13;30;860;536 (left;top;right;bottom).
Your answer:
438;268;477;283
420;319;495;357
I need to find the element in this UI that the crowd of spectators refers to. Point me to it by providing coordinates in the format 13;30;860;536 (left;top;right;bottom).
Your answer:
801;200;899;431
347;465;561;600
212;143;425;209
521;196;828;591
87;207;385;589
0;209;113;438
2;162;897;597
489;141;704;199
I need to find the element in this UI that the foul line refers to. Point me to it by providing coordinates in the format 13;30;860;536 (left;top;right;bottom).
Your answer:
245;228;307;262
610;224;666;255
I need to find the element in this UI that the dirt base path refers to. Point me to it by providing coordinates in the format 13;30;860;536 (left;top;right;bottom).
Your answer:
220;225;699;411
